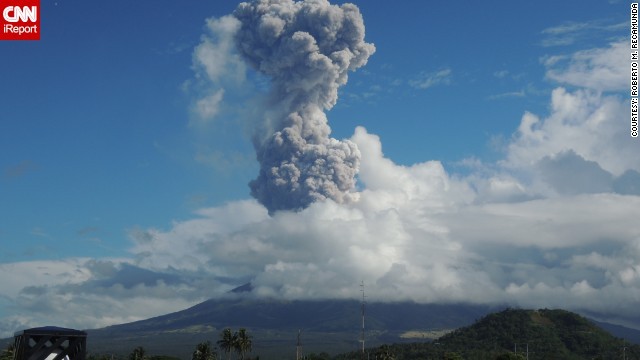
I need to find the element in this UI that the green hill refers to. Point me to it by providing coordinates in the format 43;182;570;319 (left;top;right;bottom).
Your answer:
337;308;640;360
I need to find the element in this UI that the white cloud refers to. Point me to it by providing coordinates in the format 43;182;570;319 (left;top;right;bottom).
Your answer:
493;70;509;78
545;40;627;92
535;150;613;194
540;20;626;48
0;260;92;300
193;15;244;84
193;89;225;123
409;68;452;90
504;87;636;178
440;194;640;249
487;90;525;100
540;21;590;47
0;259;229;337
471;175;530;203
2;168;639;336
188;15;246;125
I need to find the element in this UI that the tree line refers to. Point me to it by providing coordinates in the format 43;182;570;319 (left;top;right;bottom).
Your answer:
84;328;255;360
207;328;253;360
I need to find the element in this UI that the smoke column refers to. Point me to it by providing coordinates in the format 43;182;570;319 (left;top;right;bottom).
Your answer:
232;0;375;214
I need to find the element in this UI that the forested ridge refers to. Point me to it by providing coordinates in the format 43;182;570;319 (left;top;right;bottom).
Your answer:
334;309;640;360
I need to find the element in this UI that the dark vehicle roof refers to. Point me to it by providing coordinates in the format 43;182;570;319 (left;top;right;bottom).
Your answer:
14;327;87;337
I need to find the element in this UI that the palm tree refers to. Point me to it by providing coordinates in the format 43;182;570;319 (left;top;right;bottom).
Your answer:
128;346;146;360
217;328;236;360
192;341;217;360
1;343;15;360
375;345;396;360
234;328;252;360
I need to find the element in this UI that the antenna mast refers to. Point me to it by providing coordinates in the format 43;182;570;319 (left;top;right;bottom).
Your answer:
296;329;302;360
360;281;366;359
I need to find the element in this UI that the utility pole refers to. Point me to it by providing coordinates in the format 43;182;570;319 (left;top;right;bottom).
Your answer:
515;343;528;359
296;329;302;360
360;281;366;360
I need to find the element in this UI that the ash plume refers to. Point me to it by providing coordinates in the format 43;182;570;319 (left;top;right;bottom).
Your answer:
232;0;375;214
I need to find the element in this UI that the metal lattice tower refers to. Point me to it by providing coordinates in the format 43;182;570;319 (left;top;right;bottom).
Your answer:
360;281;366;359
296;329;302;360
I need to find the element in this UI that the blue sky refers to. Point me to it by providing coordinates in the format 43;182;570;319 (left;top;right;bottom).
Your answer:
1;0;638;336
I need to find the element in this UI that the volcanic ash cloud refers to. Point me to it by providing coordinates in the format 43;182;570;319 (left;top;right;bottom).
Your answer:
232;0;375;214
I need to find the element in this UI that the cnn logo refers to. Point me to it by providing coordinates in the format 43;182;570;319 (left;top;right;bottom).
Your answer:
1;0;40;40
3;6;37;22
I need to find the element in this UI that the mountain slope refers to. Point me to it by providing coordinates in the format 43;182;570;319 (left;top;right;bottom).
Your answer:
92;298;495;334
86;298;497;358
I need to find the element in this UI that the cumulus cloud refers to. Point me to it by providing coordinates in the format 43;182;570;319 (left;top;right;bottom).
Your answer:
504;87;636;180
545;40;627;92
127;131;490;304
0;259;228;337
59;128;638;329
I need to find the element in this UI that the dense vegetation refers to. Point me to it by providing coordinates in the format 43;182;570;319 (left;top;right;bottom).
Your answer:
86;328;257;360
335;309;640;359
0;343;13;360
